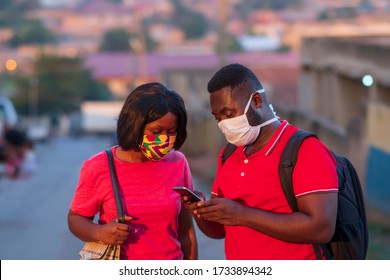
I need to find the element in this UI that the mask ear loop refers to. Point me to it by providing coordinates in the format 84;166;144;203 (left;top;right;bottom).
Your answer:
255;88;279;119
256;88;265;94
243;94;254;114
245;88;265;114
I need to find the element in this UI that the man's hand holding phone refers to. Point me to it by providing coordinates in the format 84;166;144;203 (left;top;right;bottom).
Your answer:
173;186;203;203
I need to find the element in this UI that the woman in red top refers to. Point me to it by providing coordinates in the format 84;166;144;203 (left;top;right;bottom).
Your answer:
68;82;198;260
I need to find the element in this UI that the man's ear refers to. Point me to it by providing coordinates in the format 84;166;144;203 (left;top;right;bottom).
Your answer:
252;92;263;108
246;93;263;126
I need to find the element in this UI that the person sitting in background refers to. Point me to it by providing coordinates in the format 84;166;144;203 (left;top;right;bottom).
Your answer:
3;128;37;179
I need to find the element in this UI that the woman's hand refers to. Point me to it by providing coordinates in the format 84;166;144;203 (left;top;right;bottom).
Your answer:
98;216;133;245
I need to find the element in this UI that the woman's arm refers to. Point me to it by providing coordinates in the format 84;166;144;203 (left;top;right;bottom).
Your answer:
67;209;132;245
178;208;198;260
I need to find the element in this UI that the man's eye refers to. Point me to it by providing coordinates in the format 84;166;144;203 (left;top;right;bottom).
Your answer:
226;112;234;118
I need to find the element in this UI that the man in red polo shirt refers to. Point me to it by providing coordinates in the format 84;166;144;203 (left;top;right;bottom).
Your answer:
185;63;338;260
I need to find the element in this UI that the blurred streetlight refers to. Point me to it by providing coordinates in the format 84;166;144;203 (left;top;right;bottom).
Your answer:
5;59;17;72
362;74;374;87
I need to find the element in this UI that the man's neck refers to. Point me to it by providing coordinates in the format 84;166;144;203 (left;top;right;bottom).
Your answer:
244;120;281;157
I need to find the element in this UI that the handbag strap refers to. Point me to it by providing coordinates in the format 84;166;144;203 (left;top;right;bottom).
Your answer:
105;149;125;223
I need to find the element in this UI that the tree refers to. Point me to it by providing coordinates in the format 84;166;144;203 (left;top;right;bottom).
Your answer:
99;28;132;52
9;19;56;47
215;32;243;53
138;19;158;52
0;0;12;10
10;54;112;116
0;0;40;28
235;0;303;19
171;0;208;40
99;26;158;53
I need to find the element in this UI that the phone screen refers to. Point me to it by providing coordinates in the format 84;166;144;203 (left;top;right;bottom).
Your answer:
173;186;201;202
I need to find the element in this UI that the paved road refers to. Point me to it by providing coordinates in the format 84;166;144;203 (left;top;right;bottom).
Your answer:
0;135;224;260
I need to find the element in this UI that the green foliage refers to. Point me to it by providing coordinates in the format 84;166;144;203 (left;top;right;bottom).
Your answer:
358;0;375;12
139;19;158;52
4;74;31;116
0;0;39;11
99;25;157;53
171;0;208;39
9;54;112;115
215;32;243;53
9;19;56;47
0;0;40;27
0;72;18;98
0;0;12;10
276;44;291;52
235;0;302;19
99;28;132;52
12;0;40;10
316;6;358;21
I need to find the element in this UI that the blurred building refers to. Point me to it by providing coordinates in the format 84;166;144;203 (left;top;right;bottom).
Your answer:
286;35;390;213
162;52;300;181
83;50;300;181
283;13;390;51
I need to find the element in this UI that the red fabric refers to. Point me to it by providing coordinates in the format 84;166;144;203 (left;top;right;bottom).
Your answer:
71;147;194;260
212;121;338;259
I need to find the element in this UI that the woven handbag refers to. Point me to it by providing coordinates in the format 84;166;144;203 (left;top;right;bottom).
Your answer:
79;149;125;260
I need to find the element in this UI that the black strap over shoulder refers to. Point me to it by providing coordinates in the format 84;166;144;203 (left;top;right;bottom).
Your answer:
278;130;316;211
278;130;327;259
221;143;237;166
105;149;125;223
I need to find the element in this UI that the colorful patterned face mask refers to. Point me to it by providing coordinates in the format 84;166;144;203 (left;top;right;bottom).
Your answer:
140;133;177;161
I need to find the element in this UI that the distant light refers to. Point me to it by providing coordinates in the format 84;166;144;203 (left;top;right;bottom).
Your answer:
362;74;374;87
5;59;17;71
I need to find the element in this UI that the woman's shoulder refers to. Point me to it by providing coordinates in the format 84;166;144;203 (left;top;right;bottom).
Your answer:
82;149;109;170
164;149;188;162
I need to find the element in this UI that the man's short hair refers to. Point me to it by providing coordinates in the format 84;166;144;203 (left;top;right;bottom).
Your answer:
207;63;263;97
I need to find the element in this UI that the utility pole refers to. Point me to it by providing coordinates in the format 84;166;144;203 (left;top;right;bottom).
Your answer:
135;12;148;84
218;0;229;67
29;77;39;118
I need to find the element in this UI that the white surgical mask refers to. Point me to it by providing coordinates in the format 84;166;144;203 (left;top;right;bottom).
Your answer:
218;89;278;146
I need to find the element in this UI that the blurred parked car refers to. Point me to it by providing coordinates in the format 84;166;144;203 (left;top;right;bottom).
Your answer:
26;121;50;143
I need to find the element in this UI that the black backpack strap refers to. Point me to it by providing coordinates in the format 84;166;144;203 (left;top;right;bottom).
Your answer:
278;130;325;259
278;129;316;211
221;143;237;166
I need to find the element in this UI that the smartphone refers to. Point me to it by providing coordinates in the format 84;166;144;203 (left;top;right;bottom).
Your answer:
173;186;201;202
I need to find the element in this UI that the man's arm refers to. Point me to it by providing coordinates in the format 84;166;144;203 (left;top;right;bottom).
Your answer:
194;191;337;244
